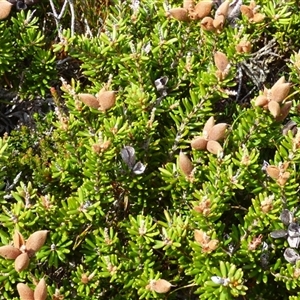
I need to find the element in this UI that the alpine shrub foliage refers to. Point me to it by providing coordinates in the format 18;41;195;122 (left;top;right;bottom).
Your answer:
1;0;300;299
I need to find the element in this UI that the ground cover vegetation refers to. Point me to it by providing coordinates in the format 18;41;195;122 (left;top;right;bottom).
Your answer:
0;0;300;299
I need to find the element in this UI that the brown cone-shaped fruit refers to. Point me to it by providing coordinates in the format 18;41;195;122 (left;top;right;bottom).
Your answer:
252;13;264;23
34;278;47;300
191;136;207;150
17;283;34;300
78;93;99;109
208;123;227;141
214;51;229;72
215;0;229;17
270;82;290;103
0;0;12;20
97;91;116;112
168;8;190;22
179;152;193;177
255;95;268;107
206;140;223;155
240;5;254;19
0;245;22;259
203;116;215;136
266;165;280;179
151;279;172;293
213;15;225;31
26;230;48;257
183;0;194;10
194;1;212;19
200;16;215;31
15;252;30;272
13;230;25;249
275;101;292;122
268;100;280;118
235;41;252;53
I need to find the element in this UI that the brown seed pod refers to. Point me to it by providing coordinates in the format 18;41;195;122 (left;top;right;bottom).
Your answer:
240;5;254;19
206;140;223;155
78;93;99;109
183;0;194;10
15;252;30;272
34;278;47;300
254;95;268;107
26;230;48;257
275;101;292;122
252;13;265;23
0;245;22;259
81;273;89;284
194;1;213;19
270;81;291;102
168;8;190;22
200;16;215;31
213;15;225;31
268;100;280;118
215;0;229;17
17;283;34;300
191;136;207;150
194;229;209;244
260;197;273;213
208;123;227;141
151;279;172;293
214;51;229;72
277;172;290;186
235;41;252;53
0;0;12;20
178;152;193;177
203;116;215;136
266;165;280;179
97;90;116;112
14;230;25;250
206;239;219;251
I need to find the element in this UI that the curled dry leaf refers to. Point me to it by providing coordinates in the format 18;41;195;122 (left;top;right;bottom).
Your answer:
78;93;99;109
15;252;30;272
26;230;48;257
179;152;193;177
151;279;172;293
168;8;190;22
206;140;223;155
200;16;215;31
0;245;22;259
0;0;12;20
34;278;47;300
17;283;34;300
214;51;229;72
97;90;116;112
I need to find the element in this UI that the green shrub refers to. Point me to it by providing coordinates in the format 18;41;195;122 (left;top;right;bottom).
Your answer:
0;0;300;299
